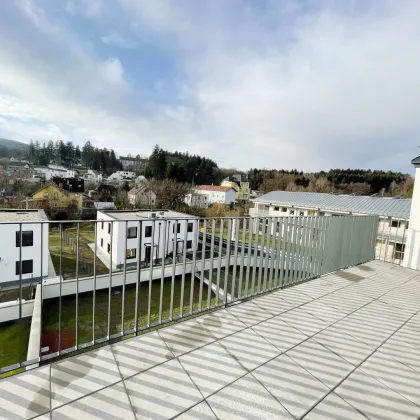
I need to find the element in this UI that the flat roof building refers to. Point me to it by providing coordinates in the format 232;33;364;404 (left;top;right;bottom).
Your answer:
0;209;49;286
96;210;198;269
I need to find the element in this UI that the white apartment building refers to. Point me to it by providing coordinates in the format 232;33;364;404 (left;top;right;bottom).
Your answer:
0;209;49;287
96;210;198;269
184;192;209;209
194;186;236;205
250;191;411;263
107;171;136;181
84;169;103;182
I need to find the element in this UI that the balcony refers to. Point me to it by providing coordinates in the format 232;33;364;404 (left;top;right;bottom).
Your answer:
1;214;420;419
1;259;420;419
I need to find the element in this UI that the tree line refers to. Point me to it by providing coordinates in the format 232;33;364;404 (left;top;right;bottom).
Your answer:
25;140;122;175
248;168;414;197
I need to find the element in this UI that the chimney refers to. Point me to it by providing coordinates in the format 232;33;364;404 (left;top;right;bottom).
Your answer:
402;156;420;270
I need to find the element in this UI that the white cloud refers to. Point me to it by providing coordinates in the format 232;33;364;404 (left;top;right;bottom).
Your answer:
65;0;103;18
0;0;419;172
100;32;136;49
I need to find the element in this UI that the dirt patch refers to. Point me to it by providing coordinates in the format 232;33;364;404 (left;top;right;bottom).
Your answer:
356;265;374;272
41;329;76;357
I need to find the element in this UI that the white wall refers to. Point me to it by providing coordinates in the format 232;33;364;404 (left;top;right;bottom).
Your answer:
96;212;198;267
0;222;49;284
196;189;236;205
403;165;420;269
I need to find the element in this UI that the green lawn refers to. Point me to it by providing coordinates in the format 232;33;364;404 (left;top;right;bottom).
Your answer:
0;286;32;304
49;225;109;279
41;274;216;350
0;319;30;378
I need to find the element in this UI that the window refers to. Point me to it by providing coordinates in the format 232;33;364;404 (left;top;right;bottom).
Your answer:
44;192;48;198
319;212;325;216
107;244;111;253
101;238;103;247
127;227;137;238
108;223;111;234
299;211;305;216
281;207;287;212
101;221;104;229
173;224;181;234
187;240;193;249
187;222;194;232
290;210;295;215
274;206;280;211
126;248;136;259
395;243;405;260
145;226;152;237
264;205;269;211
391;220;401;228
16;231;33;247
15;260;33;275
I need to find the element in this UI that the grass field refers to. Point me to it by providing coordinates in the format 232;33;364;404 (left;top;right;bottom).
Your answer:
0;319;30;378
41;274;216;351
49;225;109;279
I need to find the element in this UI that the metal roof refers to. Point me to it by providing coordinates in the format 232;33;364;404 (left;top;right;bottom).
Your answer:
254;191;412;219
412;156;420;165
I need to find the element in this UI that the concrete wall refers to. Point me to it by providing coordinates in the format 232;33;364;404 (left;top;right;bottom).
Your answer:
0;222;49;285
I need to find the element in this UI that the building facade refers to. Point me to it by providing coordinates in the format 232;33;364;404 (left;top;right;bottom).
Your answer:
32;178;84;210
184;192;209;209
194;186;236;205
250;191;411;264
403;156;420;270
128;184;156;207
0;210;49;286
221;174;250;202
96;210;198;268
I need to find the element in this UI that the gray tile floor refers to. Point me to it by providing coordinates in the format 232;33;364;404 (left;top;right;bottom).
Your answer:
1;260;420;419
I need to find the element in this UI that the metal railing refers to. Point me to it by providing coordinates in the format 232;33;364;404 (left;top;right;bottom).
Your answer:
0;214;378;375
375;216;408;265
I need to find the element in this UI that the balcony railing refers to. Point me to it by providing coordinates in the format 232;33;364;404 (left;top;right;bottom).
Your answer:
0;214;378;375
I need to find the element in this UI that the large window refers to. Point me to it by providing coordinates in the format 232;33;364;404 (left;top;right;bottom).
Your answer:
173;224;181;234
15;260;33;275
274;206;280;211
145;226;152;237
126;248;137;259
187;240;193;249
187;222;194;233
127;227;138;238
16;231;33;247
101;221;104;230
108;223;111;234
290;209;295;215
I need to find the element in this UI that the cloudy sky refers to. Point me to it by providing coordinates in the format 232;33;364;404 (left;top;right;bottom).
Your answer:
0;0;419;172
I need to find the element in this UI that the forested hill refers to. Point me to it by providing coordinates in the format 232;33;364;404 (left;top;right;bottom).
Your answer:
248;168;413;197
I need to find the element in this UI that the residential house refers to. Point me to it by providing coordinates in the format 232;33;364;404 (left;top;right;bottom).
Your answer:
128;184;156;207
83;169;102;183
184;192;209;209
31;178;84;210
0;209;49;286
250;190;412;264
107;171;136;181
221;174;251;202
93;202;117;211
34;164;77;181
96;210;198;268
7;161;36;179
119;156;148;172
194;185;236;205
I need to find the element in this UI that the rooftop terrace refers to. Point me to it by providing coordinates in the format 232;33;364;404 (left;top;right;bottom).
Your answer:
1;260;420;419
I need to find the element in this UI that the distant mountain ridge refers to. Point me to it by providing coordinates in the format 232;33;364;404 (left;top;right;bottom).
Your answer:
0;138;28;149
